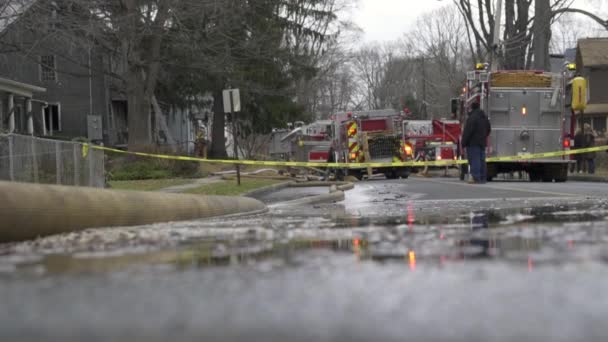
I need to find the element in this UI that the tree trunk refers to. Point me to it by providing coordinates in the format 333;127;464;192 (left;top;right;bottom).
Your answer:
533;0;552;71
127;69;152;151
209;91;228;158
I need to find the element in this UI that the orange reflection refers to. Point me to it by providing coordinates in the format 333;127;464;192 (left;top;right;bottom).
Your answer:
407;201;415;232
353;238;361;259
409;250;416;271
528;256;534;273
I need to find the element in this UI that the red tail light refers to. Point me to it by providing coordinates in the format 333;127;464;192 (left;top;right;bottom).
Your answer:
563;139;571;148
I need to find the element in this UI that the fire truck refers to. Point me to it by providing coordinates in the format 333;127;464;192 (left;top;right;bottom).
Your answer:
270;120;333;163
460;65;571;182
402;119;461;172
331;110;412;180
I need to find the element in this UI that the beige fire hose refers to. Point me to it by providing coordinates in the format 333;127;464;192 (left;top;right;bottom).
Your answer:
0;181;266;243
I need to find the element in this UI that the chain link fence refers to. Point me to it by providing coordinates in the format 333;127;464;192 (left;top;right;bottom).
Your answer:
0;134;105;188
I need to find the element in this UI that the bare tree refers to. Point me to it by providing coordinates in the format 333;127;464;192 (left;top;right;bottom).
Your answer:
454;0;607;71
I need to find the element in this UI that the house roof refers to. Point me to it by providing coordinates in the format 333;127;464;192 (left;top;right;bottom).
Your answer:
577;38;608;67
583;103;608;115
0;76;46;97
0;0;36;33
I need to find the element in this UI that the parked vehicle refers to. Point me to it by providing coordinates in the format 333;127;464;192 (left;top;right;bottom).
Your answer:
402;119;461;172
460;66;571;182
331;110;412;180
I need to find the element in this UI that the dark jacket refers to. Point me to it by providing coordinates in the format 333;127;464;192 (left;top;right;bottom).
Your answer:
461;109;491;148
584;131;596;159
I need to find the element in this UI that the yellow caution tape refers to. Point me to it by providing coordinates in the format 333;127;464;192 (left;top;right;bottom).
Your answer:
82;143;608;169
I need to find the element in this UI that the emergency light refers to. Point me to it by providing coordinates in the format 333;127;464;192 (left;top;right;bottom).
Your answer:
521;105;527;116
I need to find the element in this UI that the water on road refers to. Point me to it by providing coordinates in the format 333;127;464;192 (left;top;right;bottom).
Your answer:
2;178;608;341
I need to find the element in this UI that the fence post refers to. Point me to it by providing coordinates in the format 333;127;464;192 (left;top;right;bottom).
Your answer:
73;143;80;186
55;141;62;184
30;136;39;183
88;146;94;187
8;135;14;181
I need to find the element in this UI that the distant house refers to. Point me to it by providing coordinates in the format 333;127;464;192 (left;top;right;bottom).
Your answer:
576;38;608;134
0;1;198;152
0;0;108;141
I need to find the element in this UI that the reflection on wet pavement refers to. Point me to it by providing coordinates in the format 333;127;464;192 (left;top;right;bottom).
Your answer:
3;181;608;341
2;202;608;275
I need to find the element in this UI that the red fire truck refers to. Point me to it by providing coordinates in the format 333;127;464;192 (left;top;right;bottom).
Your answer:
402;119;461;172
331;110;412;180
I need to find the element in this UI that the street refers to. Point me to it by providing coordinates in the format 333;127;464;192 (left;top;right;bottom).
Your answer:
2;176;608;341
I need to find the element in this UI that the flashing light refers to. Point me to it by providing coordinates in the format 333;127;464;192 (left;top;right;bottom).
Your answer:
521;105;527;116
436;155;442;161
350;152;357;160
475;63;487;70
563;139;571;148
567;63;576;71
404;144;413;156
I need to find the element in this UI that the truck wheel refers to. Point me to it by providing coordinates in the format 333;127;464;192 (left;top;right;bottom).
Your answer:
529;171;542;182
398;169;410;179
335;169;345;181
384;171;397;179
348;170;364;181
554;165;568;183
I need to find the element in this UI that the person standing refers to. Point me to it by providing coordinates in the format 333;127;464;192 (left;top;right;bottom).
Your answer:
583;123;596;174
461;102;492;184
573;128;585;173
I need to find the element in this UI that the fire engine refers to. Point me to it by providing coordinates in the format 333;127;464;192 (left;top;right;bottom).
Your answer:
331;110;412;180
459;64;572;182
270;120;334;163
402;119;461;172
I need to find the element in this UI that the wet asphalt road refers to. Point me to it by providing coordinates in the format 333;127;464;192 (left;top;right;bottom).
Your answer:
3;177;608;341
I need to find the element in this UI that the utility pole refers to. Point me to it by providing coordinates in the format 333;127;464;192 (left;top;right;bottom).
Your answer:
491;0;503;71
223;88;242;186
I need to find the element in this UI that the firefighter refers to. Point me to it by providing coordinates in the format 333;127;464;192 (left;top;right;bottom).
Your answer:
461;102;491;184
194;129;208;159
583;123;596;174
323;141;336;181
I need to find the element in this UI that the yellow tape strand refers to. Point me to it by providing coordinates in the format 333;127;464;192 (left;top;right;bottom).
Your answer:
84;143;608;169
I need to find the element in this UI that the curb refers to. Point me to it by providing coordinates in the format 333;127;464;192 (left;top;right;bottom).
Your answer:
272;190;345;207
241;181;294;198
568;175;608;182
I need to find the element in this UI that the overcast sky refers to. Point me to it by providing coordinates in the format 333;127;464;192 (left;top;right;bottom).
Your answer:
352;0;607;43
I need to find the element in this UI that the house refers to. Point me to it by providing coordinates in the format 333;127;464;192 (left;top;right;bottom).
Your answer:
0;0;199;152
576;38;608;134
0;0;108;141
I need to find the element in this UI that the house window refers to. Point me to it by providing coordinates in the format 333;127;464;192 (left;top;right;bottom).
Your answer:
593;116;606;135
40;55;57;81
44;104;61;133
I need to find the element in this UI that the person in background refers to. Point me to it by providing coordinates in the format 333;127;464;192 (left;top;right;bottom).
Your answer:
583;123;596;174
323;141;336;181
461;102;492;184
573;128;585;173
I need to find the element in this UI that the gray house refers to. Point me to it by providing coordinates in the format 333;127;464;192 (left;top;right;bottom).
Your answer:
0;0;108;141
576;38;608;134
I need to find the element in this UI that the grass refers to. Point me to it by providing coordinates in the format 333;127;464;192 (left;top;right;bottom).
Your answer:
108;178;192;191
184;178;285;196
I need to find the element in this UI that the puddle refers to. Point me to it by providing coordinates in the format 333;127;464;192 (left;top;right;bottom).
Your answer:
3;203;608;275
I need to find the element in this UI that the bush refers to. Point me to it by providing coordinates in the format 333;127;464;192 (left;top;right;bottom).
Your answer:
107;155;205;181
